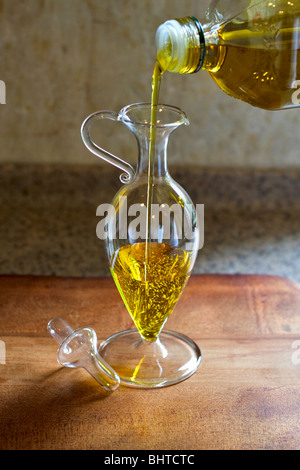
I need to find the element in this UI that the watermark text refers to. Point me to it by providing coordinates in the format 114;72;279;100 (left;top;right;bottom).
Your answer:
0;80;6;104
292;80;300;106
291;340;300;365
96;197;204;251
0;340;6;364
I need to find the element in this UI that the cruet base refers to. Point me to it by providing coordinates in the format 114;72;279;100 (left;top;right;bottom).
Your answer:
99;329;201;388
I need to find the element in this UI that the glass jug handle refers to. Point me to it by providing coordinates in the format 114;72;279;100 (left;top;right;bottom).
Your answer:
81;111;135;184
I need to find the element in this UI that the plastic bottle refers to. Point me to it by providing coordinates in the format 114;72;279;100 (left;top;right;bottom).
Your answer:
155;0;300;110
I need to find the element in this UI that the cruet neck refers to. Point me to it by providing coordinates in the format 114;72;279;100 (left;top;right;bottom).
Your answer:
119;103;189;179
134;126;172;178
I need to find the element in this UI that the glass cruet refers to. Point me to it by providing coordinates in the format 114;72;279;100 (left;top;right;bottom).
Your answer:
81;102;202;388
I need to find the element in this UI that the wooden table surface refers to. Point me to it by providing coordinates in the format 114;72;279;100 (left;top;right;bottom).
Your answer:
0;274;299;450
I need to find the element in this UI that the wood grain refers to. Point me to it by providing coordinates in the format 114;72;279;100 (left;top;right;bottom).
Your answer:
0;274;299;450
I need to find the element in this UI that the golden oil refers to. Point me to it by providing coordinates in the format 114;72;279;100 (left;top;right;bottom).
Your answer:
110;243;192;341
146;60;164;259
205;18;300;110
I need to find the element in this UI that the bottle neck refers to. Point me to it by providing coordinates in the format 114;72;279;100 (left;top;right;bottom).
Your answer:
155;16;220;74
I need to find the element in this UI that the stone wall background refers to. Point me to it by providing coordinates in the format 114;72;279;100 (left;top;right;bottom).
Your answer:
0;0;299;169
